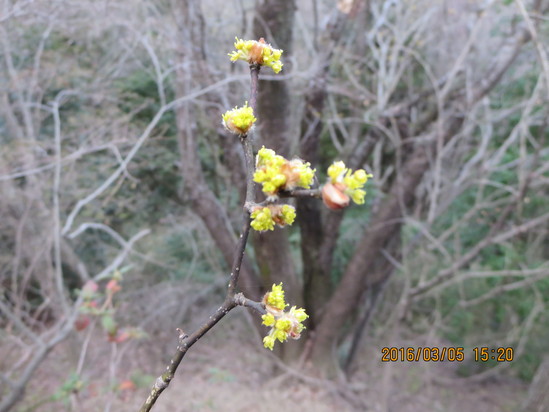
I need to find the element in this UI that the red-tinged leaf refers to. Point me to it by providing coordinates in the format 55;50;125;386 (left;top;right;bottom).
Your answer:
74;316;91;331
113;331;131;343
118;380;136;391
106;279;121;294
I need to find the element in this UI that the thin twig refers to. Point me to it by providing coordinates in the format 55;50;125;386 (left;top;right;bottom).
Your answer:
61;74;248;236
515;0;549;93
52;97;69;315
139;61;263;412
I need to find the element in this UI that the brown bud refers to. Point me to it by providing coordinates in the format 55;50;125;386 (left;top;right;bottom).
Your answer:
249;38;266;64
322;182;350;210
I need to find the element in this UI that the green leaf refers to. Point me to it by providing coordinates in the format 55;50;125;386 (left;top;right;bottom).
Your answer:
101;314;117;336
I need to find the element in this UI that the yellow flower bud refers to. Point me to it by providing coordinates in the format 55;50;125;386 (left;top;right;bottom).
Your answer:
324;161;372;208
251;207;275;231
262;313;275;327
254;147;317;196
222;102;256;135
229;37;284;73
263;334;276;350
327;161;347;181
260;284;308;350
264;283;286;311
250;205;296;232
280;205;296;226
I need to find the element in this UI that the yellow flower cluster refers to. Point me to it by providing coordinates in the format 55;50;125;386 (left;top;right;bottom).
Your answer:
264;283;287;311
261;284;308;350
327;161;371;204
254;146;315;196
229;37;283;73
222;102;256;135
322;161;372;209
250;205;296;232
251;207;274;231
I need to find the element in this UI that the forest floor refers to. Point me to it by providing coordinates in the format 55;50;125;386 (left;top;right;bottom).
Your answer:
6;301;528;412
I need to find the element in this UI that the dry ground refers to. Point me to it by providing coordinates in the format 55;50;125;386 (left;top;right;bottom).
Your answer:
4;304;527;412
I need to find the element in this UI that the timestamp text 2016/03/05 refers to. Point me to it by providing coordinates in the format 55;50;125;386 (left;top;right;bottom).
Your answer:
380;347;514;362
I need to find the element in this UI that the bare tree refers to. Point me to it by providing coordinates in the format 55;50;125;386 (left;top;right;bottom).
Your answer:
167;0;548;378
0;1;161;409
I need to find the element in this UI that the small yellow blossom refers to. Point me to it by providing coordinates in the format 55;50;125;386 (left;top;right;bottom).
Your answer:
327;161;347;181
343;169;369;204
292;159;316;189
324;161;372;207
274;327;288;342
229;37;283;73
263;334;277;350
250;207;275;232
269;204;296;227
250;204;296;232
261;313;275;327
280;205;296;226
222;102;256;135
288;306;308;338
265;283;286;311
254;146;316;196
261;283;308;350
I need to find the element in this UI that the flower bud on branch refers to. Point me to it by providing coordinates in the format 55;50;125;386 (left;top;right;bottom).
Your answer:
260;283;308;350
254;146;315;197
250;204;296;232
222;102;256;135
229;37;283;73
322;161;372;210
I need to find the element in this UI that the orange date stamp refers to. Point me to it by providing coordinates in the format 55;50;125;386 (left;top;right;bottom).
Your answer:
381;346;514;362
381;346;465;362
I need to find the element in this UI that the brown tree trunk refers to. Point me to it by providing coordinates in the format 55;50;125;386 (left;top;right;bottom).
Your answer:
309;138;433;375
250;0;303;309
297;63;330;325
249;0;306;362
295;20;335;322
252;0;295;155
298;2;369;326
308;21;532;374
